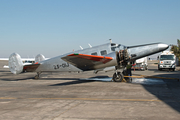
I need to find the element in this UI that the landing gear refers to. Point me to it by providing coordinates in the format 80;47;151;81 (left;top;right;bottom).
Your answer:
112;47;130;82
113;71;124;82
34;72;41;79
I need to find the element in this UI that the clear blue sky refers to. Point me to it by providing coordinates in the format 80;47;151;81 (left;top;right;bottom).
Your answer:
0;0;180;58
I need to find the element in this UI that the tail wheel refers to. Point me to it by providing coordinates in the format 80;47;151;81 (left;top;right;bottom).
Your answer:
35;75;39;79
113;72;124;82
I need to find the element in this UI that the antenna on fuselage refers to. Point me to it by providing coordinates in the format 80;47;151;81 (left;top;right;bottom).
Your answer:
88;43;92;48
109;39;112;43
80;46;83;50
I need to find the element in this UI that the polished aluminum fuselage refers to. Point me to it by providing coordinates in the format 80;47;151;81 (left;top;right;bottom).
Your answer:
35;43;169;72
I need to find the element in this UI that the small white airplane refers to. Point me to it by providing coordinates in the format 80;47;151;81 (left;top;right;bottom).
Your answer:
8;41;169;82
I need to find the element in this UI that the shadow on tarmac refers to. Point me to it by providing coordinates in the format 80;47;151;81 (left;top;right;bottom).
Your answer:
49;79;95;86
47;76;109;86
0;70;9;72
141;71;180;113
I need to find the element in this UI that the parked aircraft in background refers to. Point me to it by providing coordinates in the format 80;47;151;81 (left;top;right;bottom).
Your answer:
8;41;169;82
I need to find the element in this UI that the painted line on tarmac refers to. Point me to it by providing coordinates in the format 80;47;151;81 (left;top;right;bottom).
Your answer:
0;97;164;102
29;98;163;102
0;97;17;99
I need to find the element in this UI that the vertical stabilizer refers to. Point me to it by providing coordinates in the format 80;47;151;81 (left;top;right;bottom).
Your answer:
8;53;23;74
35;54;45;63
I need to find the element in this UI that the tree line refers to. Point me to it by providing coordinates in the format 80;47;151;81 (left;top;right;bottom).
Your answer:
170;39;180;61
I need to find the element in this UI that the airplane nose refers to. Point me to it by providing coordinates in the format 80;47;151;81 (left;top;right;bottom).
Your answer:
158;44;169;50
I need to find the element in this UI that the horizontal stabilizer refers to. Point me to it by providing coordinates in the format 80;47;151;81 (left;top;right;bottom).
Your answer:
62;53;113;71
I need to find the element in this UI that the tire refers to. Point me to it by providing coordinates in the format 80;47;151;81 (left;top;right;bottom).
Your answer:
34;75;39;79
158;65;162;71
145;65;148;70
113;72;124;82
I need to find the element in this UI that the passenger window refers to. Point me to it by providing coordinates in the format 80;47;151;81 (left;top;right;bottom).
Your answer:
100;50;107;55
91;52;98;55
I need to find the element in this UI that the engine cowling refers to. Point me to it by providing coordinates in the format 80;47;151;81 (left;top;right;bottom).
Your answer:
116;48;130;69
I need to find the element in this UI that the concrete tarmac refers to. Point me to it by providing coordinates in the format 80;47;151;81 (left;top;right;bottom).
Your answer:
0;60;180;120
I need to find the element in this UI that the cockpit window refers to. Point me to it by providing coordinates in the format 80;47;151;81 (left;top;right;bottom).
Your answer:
111;44;120;51
111;47;116;51
100;50;107;55
111;43;127;51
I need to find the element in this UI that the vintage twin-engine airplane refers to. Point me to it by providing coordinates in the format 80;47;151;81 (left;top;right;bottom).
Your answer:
9;42;169;82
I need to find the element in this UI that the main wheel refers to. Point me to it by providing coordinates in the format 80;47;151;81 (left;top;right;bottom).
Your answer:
34;75;39;79
34;72;41;79
113;72;124;82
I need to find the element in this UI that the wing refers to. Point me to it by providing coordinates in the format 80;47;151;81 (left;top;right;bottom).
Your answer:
62;53;113;71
